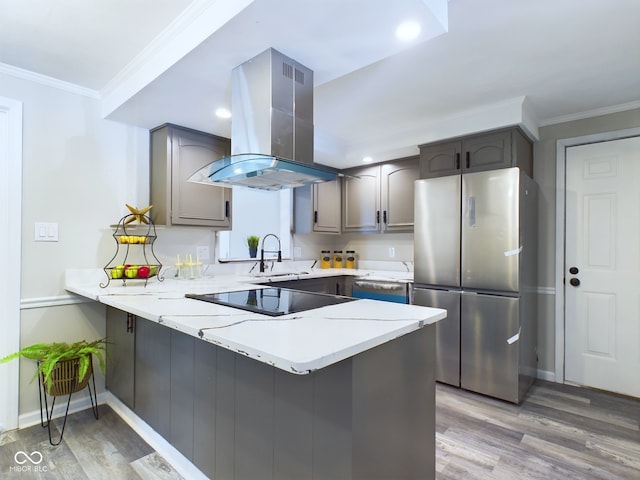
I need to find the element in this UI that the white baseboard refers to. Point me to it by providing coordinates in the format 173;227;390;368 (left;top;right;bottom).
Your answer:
536;369;556;382
18;390;109;429
18;391;208;480
104;392;209;480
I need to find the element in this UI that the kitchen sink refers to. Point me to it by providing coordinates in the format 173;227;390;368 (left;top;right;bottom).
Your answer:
250;271;310;278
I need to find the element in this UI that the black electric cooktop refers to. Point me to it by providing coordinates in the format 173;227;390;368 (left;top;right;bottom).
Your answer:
186;287;356;317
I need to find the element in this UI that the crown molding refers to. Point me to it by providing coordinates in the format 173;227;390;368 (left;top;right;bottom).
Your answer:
100;0;253;118
539;100;640;127
0;62;100;99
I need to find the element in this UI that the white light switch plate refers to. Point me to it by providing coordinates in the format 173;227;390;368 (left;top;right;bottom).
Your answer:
34;222;58;242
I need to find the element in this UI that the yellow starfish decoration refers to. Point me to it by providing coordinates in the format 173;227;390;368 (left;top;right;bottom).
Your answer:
124;204;153;224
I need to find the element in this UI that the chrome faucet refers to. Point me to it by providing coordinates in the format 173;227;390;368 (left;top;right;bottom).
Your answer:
260;233;282;272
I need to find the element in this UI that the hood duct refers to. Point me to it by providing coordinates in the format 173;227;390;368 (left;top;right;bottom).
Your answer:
189;48;340;191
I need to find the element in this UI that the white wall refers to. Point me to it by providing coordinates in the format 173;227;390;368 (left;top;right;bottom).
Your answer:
1;71;149;417
533;107;640;378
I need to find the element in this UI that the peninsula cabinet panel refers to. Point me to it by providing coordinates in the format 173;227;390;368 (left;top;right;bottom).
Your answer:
419;127;532;178
169;331;195;461
192;339;217;476
112;316;435;479
105;307;135;409
273;370;314;479
234;355;276;479
134;317;171;439
213;347;236;479
150;123;232;228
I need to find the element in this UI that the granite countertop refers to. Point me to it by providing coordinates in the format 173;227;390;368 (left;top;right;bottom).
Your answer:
65;268;445;375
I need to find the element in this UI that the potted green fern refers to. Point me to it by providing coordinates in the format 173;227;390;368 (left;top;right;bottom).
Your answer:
247;235;260;258
0;338;107;394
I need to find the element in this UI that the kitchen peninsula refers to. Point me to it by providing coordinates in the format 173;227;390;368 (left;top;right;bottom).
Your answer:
66;270;446;480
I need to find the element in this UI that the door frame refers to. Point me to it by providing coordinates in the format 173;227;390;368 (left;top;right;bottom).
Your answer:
554;126;640;383
0;96;22;431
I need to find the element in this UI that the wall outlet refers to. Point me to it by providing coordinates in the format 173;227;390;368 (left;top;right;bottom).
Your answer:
196;246;210;263
388;247;396;258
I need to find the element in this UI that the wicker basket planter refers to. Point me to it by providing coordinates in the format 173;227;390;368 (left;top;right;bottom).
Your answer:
41;356;94;397
0;339;106;445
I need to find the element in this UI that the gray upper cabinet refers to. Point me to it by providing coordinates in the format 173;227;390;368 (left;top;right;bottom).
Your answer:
293;178;341;234
342;157;419;233
419;127;532;178
380;158;420;232
150;124;232;228
342;165;381;233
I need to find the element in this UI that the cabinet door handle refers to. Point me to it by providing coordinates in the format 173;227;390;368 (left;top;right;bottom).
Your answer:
466;151;470;169
225;201;230;218
456;153;460;170
314;211;318;224
383;210;387;224
376;210;380;224
126;313;135;333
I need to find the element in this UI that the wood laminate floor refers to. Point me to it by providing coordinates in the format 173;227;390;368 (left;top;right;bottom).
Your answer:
0;380;638;479
0;405;183;480
436;380;640;479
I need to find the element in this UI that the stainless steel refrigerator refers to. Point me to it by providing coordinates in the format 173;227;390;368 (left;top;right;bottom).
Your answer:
412;167;537;403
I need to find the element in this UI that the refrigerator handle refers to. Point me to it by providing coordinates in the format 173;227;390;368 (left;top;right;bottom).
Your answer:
455;153;460;170
468;196;477;227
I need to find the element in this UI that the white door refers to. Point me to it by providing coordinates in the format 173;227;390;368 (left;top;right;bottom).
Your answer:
565;136;640;397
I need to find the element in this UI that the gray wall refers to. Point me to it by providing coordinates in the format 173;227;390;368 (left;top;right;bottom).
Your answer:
533;107;640;378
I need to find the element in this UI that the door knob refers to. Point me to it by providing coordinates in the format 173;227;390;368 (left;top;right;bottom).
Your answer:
569;266;579;274
569;278;580;287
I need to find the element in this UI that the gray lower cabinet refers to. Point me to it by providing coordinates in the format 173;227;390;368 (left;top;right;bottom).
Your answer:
265;275;352;296
169;330;195;460
108;312;435;479
105;307;135;409
419;127;532;178
134;317;171;439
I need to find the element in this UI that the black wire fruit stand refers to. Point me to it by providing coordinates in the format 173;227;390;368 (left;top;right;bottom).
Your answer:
100;213;164;287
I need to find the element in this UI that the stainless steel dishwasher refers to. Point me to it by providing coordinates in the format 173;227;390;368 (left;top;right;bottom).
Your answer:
351;278;409;304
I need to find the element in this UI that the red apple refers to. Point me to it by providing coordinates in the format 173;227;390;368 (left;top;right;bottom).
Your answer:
137;265;150;278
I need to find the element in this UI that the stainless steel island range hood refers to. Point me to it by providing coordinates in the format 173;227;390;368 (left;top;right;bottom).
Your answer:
189;48;340;191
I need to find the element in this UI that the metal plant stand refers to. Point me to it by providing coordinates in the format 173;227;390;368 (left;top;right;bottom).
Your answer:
38;356;99;446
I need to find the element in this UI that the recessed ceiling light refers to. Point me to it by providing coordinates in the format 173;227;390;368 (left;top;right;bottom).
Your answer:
362;156;373;163
396;21;421;41
215;107;231;119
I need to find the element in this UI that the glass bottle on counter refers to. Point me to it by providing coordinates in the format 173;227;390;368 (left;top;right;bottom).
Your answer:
333;250;344;268
320;250;332;269
345;250;357;269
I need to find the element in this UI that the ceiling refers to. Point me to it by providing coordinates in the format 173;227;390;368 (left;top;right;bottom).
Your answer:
1;0;639;168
